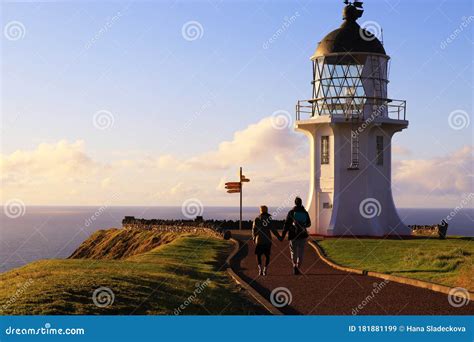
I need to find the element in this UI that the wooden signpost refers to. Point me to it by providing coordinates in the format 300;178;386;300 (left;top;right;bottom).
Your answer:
224;167;250;230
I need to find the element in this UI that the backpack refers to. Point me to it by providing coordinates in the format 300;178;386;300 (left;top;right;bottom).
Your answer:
293;211;309;239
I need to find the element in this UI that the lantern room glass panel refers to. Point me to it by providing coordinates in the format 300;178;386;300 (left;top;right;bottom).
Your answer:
311;54;390;119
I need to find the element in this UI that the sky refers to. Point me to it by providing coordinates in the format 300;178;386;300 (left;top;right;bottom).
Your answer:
1;0;473;209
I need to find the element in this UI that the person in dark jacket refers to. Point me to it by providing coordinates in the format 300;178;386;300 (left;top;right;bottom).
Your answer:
252;205;281;276
281;197;311;275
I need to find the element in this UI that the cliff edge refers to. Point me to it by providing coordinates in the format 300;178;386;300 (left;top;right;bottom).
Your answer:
68;228;182;260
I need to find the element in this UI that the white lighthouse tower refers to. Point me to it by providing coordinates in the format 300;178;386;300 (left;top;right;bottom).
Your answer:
296;1;410;236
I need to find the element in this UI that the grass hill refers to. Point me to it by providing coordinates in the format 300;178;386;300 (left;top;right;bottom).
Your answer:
317;236;474;291
68;228;181;259
0;230;264;315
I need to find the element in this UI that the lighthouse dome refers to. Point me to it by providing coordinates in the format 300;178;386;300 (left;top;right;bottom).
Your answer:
312;5;386;60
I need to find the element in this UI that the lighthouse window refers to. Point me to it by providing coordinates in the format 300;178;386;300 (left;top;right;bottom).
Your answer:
321;136;330;164
376;136;384;165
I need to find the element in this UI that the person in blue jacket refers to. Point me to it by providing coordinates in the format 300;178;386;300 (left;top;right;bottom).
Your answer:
281;197;311;275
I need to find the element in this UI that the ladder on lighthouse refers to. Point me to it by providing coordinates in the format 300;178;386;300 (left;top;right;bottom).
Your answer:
348;114;360;170
348;56;383;170
345;85;360;170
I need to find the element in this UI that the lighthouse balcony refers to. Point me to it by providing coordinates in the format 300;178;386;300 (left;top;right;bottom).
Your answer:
295;96;406;122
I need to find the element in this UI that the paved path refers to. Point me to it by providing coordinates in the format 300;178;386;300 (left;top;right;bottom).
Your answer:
230;232;474;315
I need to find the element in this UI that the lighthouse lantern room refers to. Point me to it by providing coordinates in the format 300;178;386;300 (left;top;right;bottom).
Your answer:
296;1;410;236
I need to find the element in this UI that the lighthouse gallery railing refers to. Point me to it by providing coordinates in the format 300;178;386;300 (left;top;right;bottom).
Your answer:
295;97;406;121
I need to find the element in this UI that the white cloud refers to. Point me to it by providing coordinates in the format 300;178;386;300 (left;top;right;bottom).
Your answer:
1;140;103;187
0;117;311;206
1;118;471;208
168;182;198;196
101;177;112;188
392;146;473;207
157;155;180;169
183;117;306;171
0;140;110;204
392;145;412;156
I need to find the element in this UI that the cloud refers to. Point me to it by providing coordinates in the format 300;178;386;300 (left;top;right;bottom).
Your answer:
2;118;471;208
393;146;473;204
0;140;112;204
157;155;180;169
168;182;199;196
392;145;412;156
101;177;112;188
0;117;311;206
183;117;307;171
0;140;103;187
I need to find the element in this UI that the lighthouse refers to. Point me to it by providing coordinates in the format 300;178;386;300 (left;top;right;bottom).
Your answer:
295;1;410;236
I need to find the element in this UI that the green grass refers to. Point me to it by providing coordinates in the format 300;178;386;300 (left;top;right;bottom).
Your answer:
0;235;264;315
317;237;474;291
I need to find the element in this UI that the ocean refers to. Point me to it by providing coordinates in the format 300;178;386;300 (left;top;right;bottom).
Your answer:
0;206;472;273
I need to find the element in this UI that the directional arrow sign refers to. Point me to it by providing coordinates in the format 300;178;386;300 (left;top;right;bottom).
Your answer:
227;190;240;193
225;184;241;189
225;182;241;187
241;178;250;182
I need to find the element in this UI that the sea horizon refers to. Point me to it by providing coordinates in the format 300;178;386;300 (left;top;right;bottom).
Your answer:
3;205;472;208
1;206;472;274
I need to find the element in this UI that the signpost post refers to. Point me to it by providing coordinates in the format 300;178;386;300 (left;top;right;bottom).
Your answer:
225;167;250;230
239;167;242;231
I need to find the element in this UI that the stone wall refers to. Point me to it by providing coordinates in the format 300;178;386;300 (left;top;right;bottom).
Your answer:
121;217;223;238
409;222;448;239
122;216;286;232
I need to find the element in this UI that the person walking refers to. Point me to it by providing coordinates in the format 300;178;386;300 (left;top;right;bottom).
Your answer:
252;205;281;276
281;197;311;275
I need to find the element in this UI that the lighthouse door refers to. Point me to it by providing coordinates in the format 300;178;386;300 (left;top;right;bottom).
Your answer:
318;192;333;232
